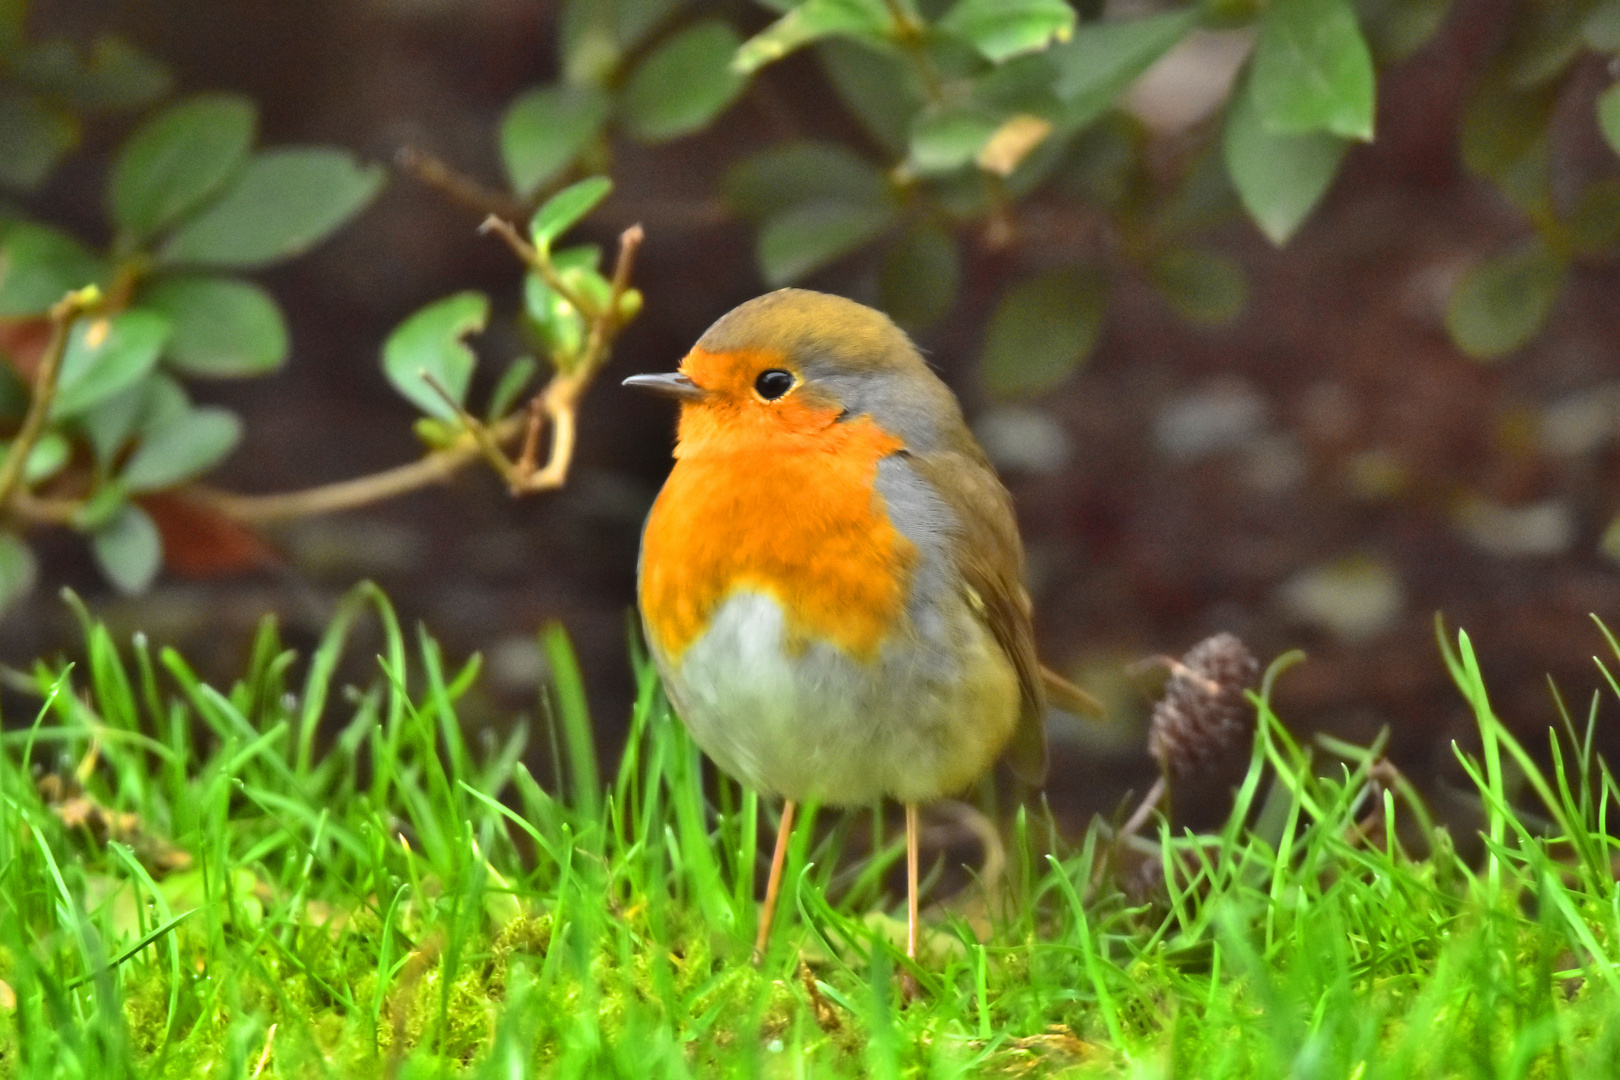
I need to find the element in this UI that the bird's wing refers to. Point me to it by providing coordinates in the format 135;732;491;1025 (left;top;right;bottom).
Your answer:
906;448;1047;784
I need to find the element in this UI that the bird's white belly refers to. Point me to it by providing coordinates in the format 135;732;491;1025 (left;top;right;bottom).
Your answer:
652;590;1018;805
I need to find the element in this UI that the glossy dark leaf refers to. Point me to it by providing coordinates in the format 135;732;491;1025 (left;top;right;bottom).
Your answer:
159;148;385;268
141;275;288;377
109;94;256;239
981;267;1107;397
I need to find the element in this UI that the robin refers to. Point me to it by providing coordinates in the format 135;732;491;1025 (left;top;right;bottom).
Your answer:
625;288;1100;968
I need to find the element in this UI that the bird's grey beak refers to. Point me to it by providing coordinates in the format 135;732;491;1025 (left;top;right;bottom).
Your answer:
622;371;707;402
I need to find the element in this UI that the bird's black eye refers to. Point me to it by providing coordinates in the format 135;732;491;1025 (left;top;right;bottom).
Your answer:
754;369;795;401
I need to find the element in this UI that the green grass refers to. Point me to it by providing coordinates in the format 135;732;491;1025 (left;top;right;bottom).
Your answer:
2;584;1619;1078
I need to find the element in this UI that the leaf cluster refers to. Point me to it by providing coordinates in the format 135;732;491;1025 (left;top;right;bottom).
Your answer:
0;78;384;602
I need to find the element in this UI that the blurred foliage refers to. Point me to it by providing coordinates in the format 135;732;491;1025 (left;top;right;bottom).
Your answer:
4;0;1620;608
484;0;1620;373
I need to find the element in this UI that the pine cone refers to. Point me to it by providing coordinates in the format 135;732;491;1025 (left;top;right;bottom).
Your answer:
1147;633;1259;780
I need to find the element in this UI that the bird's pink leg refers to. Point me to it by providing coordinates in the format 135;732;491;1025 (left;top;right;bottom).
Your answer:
753;799;796;964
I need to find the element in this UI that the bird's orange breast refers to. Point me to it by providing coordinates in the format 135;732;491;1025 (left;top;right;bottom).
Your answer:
639;414;915;663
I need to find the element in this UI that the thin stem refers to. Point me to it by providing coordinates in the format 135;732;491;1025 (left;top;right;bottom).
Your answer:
478;215;594;318
1117;776;1168;842
191;415;524;524
0;287;99;515
397;146;532;222
191;223;646;519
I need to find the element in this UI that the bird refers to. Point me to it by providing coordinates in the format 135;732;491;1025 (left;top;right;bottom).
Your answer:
624;288;1099;970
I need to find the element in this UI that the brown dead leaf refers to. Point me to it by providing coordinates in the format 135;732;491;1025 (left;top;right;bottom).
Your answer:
799;961;841;1033
38;773;192;873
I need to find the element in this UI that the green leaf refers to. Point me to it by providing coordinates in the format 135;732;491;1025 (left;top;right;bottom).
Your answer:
108;94;257;240
981;267;1106;397
732;0;893;75
120;405;242;492
72;482;127;532
52;309;171;419
623;21;747;142
0;89;78;191
725;141;889;223
908;105;1002;175
1046;11;1196;132
137;374;191;438
1251;0;1376;140
1354;0;1452;63
158;148;385;269
1223;74;1350;245
1587;0;1620;51
382;291;490;420
14;36;171;111
530;176;612;251
1445;241;1567;360
524;273;586;368
757;200;896;286
499;85;610;197
75;373;193;470
1503;0;1589;89
938;0;1075;63
0;531;36;612
1150;248;1247;325
1059;114;1147;211
488;356;539;422
0;429;70;484
140;275;288;377
559;0;686;85
1600;83;1620;158
1461;71;1556;213
91;503;162;595
817;39;925;155
1568;179;1620;253
0;222;106;316
879;220;959;331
